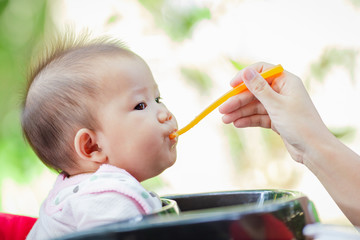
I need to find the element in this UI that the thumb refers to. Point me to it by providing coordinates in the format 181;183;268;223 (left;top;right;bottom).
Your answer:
242;68;279;107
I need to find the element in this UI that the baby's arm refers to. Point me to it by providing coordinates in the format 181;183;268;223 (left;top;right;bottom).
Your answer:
71;192;143;231
220;62;360;226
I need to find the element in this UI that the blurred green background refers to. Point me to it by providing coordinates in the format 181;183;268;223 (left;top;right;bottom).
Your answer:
0;0;359;225
0;0;49;208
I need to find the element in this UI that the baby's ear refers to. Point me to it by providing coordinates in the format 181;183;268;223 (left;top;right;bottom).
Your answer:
74;128;107;164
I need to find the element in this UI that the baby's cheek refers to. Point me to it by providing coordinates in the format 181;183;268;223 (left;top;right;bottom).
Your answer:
139;127;161;148
172;114;178;127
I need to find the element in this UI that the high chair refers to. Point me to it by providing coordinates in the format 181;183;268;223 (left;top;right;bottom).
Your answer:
0;213;37;240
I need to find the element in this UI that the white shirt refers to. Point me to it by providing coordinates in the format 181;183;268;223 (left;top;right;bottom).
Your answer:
27;164;162;240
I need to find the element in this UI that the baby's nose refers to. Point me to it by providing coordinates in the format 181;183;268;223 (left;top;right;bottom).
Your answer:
158;111;172;123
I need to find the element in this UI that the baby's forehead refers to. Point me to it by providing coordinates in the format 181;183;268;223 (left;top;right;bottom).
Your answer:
95;54;154;90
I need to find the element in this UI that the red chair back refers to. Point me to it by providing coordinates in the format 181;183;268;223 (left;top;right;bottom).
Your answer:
0;213;37;240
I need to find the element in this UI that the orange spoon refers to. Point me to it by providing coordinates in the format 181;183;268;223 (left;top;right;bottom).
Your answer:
169;64;284;139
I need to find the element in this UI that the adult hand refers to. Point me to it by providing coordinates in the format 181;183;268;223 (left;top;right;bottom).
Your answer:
219;62;331;165
219;62;360;226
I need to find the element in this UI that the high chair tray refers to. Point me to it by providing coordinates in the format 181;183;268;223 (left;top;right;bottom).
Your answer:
57;189;319;240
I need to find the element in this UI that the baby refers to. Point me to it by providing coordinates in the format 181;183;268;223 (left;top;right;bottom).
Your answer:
22;34;178;239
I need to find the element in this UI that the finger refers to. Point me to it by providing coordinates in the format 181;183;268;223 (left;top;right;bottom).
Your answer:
229;71;244;88
222;100;267;124
242;67;280;110
230;62;276;87
250;62;276;74
233;115;272;128
219;90;256;114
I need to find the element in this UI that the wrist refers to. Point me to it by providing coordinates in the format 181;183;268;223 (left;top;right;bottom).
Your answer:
302;127;341;175
301;126;360;226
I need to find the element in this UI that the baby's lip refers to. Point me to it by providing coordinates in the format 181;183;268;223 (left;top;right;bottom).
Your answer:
168;129;178;141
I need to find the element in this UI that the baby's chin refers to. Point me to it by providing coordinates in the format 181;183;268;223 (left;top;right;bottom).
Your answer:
157;155;177;175
168;149;177;165
168;155;177;168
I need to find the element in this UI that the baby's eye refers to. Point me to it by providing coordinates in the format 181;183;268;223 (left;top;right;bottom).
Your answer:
134;102;147;110
155;97;162;103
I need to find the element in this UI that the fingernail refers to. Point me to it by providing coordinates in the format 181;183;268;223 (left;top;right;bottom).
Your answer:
244;68;256;81
230;71;242;86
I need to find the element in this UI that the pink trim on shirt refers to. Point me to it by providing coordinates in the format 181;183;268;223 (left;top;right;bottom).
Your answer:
44;164;158;215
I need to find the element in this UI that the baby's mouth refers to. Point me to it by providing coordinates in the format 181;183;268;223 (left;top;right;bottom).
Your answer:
168;128;178;139
169;129;178;144
169;129;177;136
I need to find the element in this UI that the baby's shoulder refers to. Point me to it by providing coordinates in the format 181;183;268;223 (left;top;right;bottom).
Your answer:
80;164;141;193
75;165;155;202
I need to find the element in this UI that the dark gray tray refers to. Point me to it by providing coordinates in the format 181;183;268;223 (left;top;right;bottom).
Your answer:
57;189;319;240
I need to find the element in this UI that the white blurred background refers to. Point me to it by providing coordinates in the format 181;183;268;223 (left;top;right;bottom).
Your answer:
2;0;360;226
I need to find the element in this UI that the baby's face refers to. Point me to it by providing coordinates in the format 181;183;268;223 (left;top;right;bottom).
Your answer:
95;55;178;182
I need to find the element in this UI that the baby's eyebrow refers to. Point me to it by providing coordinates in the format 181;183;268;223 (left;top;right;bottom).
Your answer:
131;83;159;95
131;86;147;95
153;84;160;93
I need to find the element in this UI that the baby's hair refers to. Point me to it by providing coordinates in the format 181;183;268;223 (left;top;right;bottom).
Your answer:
21;31;134;175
